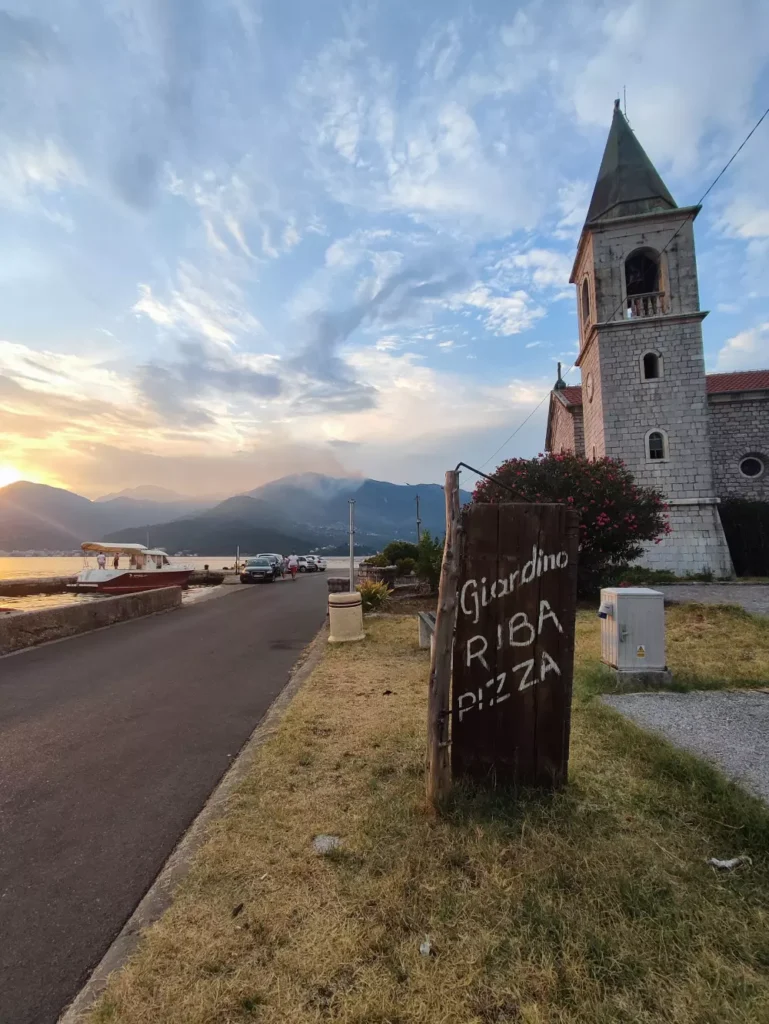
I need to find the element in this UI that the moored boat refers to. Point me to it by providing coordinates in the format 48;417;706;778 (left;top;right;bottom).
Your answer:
69;543;194;594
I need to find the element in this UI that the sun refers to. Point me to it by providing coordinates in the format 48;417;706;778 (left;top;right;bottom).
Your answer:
0;465;24;488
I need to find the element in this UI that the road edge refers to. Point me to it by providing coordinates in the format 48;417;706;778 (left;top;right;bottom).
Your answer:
58;622;329;1023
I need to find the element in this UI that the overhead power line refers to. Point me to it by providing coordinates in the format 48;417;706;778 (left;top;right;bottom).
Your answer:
474;103;769;475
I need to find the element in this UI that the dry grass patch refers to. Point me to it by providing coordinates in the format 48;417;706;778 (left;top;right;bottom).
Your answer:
577;603;769;693
88;615;769;1024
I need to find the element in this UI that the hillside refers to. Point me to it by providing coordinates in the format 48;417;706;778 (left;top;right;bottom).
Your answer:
1;474;470;554
0;481;211;551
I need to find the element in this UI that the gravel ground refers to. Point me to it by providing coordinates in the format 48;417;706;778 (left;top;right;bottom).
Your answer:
602;691;769;804
655;584;769;616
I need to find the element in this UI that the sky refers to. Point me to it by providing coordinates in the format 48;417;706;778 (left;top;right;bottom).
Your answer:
0;0;768;499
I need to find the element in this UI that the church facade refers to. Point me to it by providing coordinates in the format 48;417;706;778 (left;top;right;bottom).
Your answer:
545;101;769;576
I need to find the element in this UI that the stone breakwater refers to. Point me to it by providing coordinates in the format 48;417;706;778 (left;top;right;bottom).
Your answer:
0;586;183;655
0;576;77;597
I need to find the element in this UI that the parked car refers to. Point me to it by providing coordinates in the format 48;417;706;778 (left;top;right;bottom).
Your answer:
306;555;327;572
256;553;284;578
297;555;318;573
240;557;277;583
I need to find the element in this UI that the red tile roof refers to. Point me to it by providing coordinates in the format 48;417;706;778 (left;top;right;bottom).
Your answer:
706;370;769;394
555;370;769;410
560;386;583;405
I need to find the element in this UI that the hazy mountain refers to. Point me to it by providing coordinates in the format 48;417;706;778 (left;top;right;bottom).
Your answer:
0;481;211;551
246;474;470;540
0;474;470;554
96;485;193;502
0;482;104;550
104;494;313;555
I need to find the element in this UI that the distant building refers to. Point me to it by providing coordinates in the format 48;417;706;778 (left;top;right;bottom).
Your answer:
545;101;769;576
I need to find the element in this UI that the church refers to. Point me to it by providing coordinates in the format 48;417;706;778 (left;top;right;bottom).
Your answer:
545;100;769;576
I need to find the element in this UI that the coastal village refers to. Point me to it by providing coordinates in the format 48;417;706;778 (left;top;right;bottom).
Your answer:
2;27;769;1024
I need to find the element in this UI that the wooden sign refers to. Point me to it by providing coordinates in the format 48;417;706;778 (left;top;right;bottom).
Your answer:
451;502;579;788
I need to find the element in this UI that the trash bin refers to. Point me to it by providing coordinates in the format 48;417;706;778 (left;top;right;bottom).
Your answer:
328;592;365;643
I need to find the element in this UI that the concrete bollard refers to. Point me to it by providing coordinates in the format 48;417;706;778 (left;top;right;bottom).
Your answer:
328;592;365;643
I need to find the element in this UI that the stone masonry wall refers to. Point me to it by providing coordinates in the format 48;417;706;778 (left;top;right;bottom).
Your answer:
0;586;182;655
590;212;700;324
548;398;576;453
638;502;734;577
573;406;585;456
579;338;606;461
708;394;769;500
596;317;716;500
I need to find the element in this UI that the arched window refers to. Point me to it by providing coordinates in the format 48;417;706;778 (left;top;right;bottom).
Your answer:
646;429;668;462
626;248;664;317
581;279;590;324
642;351;662;380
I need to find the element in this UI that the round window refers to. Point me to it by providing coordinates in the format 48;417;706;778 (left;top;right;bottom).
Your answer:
586;373;594;402
739;456;765;478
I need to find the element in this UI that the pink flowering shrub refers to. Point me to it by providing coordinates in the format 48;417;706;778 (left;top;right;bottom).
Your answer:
471;451;670;595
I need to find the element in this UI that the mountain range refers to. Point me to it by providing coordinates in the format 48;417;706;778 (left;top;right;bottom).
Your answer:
0;474;470;554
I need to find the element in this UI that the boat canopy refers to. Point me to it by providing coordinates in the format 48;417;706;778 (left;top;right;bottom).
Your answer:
81;542;149;554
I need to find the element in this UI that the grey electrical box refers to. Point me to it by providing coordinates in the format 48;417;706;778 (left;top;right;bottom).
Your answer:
600;587;666;673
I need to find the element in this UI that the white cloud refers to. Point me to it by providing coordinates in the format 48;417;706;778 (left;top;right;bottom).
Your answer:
715;322;769;371
457;285;545;336
0;340;134;406
133;265;262;346
491;247;572;291
570;0;769;175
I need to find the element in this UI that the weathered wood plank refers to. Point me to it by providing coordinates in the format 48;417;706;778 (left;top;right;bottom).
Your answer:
426;470;461;806
451;501;578;788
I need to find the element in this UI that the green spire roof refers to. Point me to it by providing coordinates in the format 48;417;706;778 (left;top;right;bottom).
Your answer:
584;100;677;224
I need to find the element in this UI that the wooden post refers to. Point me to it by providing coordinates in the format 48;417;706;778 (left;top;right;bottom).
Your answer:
426;469;461;807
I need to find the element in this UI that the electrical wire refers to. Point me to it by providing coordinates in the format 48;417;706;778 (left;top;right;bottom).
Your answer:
473;104;769;476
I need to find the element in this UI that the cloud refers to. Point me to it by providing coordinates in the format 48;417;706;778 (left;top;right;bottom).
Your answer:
570;0;769;175
715;322;769;371
133;266;262;346
456;285;545;336
290;256;471;410
137;339;282;425
490;247;572;291
0;11;64;64
0;138;83;212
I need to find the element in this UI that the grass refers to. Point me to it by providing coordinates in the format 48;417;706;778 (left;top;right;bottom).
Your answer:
85;606;769;1024
576;603;769;694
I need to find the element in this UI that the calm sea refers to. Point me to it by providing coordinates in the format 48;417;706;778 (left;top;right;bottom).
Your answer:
0;555;359;613
0;554;360;580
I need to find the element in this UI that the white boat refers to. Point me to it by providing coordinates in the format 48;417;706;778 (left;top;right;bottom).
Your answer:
69;543;195;594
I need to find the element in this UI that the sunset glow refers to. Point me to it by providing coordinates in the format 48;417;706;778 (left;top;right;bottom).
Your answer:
0;466;24;489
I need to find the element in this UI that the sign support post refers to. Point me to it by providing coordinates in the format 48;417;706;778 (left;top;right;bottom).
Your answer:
426;469;461;807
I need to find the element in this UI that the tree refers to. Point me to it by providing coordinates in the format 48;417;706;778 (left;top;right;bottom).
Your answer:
471;452;670;595
382;540;420;564
415;530;444;591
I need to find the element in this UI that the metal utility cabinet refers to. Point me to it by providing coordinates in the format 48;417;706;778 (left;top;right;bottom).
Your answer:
599;587;666;673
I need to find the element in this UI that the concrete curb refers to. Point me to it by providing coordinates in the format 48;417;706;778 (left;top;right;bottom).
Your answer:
58;623;329;1023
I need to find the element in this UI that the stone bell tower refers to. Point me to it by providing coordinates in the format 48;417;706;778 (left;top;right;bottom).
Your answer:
571;100;732;576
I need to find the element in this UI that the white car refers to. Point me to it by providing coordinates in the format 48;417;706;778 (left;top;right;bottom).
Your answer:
305;555;327;572
296;556;318;573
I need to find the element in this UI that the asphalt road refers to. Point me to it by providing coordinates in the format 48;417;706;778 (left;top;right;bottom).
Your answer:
0;575;328;1024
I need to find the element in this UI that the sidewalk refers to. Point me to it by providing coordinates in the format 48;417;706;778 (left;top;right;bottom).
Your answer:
83;611;769;1024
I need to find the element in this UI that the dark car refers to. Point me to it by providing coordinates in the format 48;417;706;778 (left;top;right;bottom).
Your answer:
240;557;277;583
256;553;284;578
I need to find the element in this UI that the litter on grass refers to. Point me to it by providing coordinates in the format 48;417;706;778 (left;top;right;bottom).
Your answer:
706;856;752;870
313;834;341;855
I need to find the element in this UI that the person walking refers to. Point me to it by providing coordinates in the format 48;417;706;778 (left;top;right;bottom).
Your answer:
287;553;298;580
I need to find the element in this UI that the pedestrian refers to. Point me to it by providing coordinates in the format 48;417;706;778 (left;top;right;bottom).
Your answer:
287;552;298;579
97;552;107;571
113;553;120;570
